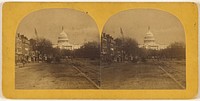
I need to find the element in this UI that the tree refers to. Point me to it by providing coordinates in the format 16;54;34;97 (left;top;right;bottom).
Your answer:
36;38;53;57
123;37;139;56
114;37;139;62
167;42;186;59
29;38;37;51
114;38;123;50
61;49;72;57
156;42;185;60
75;41;100;59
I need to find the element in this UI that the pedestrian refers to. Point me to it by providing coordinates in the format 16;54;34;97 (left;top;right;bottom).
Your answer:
22;58;26;67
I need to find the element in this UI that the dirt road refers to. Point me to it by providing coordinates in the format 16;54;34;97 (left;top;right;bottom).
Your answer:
15;60;185;89
15;63;97;89
101;62;185;89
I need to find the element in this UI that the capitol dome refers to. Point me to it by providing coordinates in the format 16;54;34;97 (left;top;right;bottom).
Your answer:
57;27;72;50
58;29;69;43
146;31;154;38
144;27;155;44
139;26;167;50
59;30;69;39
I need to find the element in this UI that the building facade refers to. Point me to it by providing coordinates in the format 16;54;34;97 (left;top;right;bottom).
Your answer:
29;38;40;62
139;27;167;50
101;33;115;62
54;27;81;50
15;33;31;64
15;33;23;63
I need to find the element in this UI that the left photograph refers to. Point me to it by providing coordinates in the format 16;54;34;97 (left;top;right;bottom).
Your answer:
15;8;100;89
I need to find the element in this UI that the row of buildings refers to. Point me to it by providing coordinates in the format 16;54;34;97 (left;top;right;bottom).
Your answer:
101;33;133;62
15;33;40;64
15;27;82;64
101;33;116;62
101;27;168;62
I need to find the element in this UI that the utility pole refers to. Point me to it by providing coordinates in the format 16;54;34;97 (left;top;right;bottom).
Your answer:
62;26;64;31
34;28;38;40
34;27;39;62
120;27;125;62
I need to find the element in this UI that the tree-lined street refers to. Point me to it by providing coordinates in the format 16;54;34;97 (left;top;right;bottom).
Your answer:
16;59;185;89
101;60;185;89
15;61;97;89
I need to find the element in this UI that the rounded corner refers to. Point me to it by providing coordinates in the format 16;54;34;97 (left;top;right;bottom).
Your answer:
2;2;11;10
188;90;199;99
2;88;14;99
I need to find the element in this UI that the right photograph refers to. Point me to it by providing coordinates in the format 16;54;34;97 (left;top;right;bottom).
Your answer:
100;9;186;89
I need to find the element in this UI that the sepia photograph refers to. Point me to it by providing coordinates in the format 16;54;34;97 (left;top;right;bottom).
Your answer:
101;9;186;89
2;2;198;99
15;8;185;90
2;2;199;100
15;8;100;89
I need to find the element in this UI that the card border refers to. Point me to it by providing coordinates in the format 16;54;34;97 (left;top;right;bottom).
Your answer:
2;2;198;99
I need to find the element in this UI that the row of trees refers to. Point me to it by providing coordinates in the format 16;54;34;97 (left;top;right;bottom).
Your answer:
114;37;140;58
30;37;185;63
74;41;100;59
113;37;185;62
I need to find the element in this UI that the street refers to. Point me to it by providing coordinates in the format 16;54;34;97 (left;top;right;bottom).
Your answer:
16;59;185;89
15;62;97;89
101;60;186;89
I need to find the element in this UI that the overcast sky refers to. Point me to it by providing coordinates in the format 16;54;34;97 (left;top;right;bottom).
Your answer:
103;9;185;45
17;8;99;45
17;8;185;45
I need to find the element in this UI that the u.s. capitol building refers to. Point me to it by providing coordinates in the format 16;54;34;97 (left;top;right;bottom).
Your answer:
139;27;167;50
53;27;81;50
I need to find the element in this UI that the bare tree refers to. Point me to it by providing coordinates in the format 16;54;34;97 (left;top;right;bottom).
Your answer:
36;38;53;58
75;41;100;59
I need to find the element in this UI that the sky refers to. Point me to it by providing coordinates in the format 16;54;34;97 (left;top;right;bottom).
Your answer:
17;8;99;45
102;9;185;45
17;8;185;45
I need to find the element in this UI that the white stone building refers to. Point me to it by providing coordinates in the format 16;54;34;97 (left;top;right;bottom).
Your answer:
139;27;167;50
53;27;81;50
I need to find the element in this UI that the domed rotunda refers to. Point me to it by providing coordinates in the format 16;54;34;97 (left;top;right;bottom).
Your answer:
57;27;73;50
139;26;167;50
144;27;155;45
143;26;159;50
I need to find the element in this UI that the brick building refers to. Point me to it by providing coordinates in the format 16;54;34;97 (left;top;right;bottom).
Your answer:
15;33;30;64
101;33;115;62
